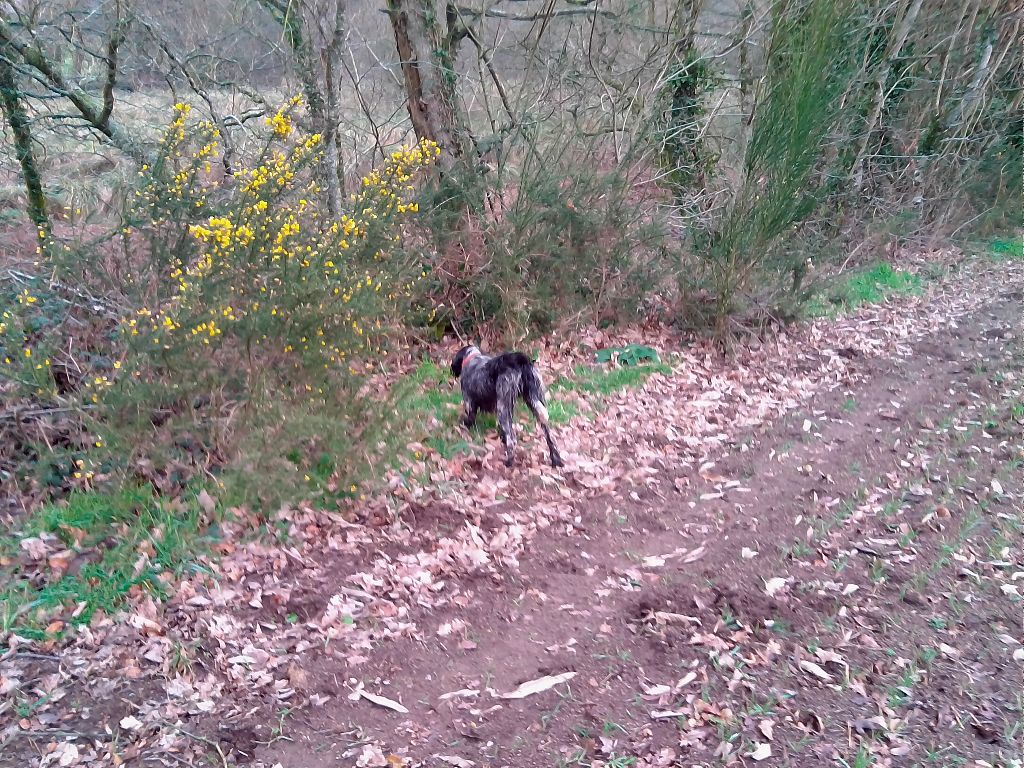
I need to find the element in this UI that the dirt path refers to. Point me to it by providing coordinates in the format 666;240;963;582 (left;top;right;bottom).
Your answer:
3;255;1021;768
257;271;1024;766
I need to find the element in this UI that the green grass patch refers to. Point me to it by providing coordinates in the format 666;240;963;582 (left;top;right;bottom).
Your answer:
394;359;463;424
806;261;923;317
0;485;218;643
987;235;1023;261
552;360;672;398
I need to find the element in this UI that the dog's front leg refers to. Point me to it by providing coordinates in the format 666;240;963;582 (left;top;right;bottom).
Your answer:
461;402;478;429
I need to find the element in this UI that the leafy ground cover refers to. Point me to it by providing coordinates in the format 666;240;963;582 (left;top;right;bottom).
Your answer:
1;242;1022;768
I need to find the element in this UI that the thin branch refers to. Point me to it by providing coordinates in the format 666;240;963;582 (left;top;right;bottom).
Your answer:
454;5;617;22
97;0;129;130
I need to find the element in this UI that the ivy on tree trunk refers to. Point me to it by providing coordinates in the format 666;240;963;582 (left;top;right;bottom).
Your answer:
0;51;48;232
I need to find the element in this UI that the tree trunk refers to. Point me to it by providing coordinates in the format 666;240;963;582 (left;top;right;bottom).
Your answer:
850;0;925;191
736;0;754;121
385;0;474;170
944;31;995;132
0;50;49;232
323;0;348;215
255;0;344;215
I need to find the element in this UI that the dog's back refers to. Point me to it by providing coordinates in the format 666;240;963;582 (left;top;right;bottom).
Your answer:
488;352;545;404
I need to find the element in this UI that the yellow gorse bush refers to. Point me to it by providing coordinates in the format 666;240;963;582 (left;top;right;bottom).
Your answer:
123;99;439;377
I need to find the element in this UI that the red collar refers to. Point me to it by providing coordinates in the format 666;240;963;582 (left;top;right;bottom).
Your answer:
463;349;480;365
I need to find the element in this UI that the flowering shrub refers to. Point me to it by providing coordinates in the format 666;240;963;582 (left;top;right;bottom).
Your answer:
2;100;439;504
0;283;55;396
124;100;439;377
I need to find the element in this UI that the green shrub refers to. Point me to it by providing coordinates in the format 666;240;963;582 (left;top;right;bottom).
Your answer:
428;144;667;339
681;0;856;333
3;99;441;507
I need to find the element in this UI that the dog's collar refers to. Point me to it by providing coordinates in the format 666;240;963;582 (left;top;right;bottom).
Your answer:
463;349;480;365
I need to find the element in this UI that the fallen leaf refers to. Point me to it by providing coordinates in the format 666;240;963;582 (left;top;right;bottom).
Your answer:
747;742;772;761
119;715;143;730
57;743;80;767
681;545;707;563
287;663;308;690
675;671;698;689
991;479;1003;495
814;648;845;665
764;577;789;597
438;688;479;701
651;708;690;719
498;671;576;699
848;716;888;734
798;659;833;682
48;550;74;577
437;757;475;767
353;687;409;714
741;547;758;559
355;744;388;767
437;619;466;637
641;683;672;697
758;720;774;740
44;620;64;636
652;611;701;626
197;490;217;515
19;536;50;560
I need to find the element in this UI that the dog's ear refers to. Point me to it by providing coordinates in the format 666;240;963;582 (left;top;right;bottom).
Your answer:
450;346;470;378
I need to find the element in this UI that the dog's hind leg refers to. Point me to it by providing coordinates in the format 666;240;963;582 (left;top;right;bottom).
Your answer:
497;401;517;466
496;373;519;466
523;369;564;468
461;401;478;429
526;399;564;467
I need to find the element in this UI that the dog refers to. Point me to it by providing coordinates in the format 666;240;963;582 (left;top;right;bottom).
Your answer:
450;344;564;468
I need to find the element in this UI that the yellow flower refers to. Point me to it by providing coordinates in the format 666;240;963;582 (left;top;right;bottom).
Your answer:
267;109;294;139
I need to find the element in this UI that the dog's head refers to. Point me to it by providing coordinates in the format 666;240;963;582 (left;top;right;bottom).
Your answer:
450;345;480;378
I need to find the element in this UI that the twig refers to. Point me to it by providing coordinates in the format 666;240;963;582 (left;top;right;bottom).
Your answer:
7;651;63;662
0;405;95;424
4;728;105;740
837;241;868;274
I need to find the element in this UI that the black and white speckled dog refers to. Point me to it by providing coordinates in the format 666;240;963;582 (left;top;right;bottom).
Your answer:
450;345;564;468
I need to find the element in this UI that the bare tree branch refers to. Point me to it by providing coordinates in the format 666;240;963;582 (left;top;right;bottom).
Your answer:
98;0;129;130
453;4;616;22
0;13;150;165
